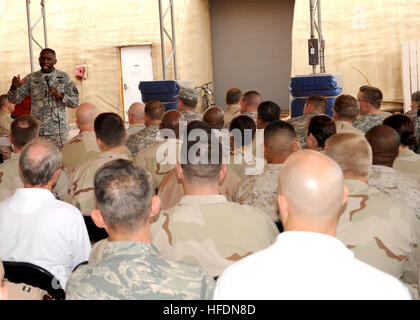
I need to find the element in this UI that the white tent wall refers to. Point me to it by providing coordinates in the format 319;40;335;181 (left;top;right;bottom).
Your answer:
0;0;213;123
292;0;420;111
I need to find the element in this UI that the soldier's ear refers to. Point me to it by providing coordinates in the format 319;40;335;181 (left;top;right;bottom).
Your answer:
342;185;349;206
292;140;299;153
149;196;161;217
176;163;184;181
277;194;289;227
218;164;227;185
0;286;8;300
91;209;106;229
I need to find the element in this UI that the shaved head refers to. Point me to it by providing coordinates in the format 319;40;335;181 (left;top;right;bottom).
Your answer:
365;125;400;167
203;107;224;129
76;103;99;130
128;102;145;123
161;110;183;138
279;150;346;225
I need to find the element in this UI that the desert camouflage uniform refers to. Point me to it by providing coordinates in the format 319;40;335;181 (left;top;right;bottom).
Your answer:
181;110;202;123
227;148;265;181
368;164;420;220
393;149;420;176
223;104;241;128
125;124;160;157
65;241;215;300
0;152;68;201
151;194;279;277
336;179;420;299
134;138;181;191
7;69;79;149
126;123;146;136
241;111;258;126
157;167;241;211
287;112;319;149
0;111;13;160
334;120;363;135
352;113;391;133
234;163;282;222
68;151;132;215
61;131;100;175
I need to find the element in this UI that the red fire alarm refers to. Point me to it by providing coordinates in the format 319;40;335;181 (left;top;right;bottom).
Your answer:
75;65;87;80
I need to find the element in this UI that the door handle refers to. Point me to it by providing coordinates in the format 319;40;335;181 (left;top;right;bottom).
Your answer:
123;83;128;90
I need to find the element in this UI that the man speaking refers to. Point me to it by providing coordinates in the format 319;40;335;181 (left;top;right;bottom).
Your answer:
7;48;79;149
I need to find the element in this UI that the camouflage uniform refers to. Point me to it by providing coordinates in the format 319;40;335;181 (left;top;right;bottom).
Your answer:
125;124;160;157
287;112;319;149
151;194;279;277
0;152;68;201
336;179;420;299
241;111;258;126
126;123;146;136
61;130;100;175
406;109;420;144
0;111;13;161
393;149;420;176
180;110;202;123
227;149;265;181
352;113;390;133
234;163;282;222
65;241;215;300
68;151;132;215
134;138;181;191
223;104;241;128
334;120;363;135
157;167;241;211
368;164;420;219
7;69;79;149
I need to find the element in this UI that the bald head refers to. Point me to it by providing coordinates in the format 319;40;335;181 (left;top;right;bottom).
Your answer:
128;102;145;124
161;110;183;139
365;125;400;167
203;107;224;129
76;103;99;131
278;150;346;230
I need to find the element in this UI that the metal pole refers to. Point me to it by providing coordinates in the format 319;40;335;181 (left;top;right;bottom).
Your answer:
317;0;325;73
309;0;316;74
26;0;35;72
170;0;178;80
42;0;48;48
158;0;167;80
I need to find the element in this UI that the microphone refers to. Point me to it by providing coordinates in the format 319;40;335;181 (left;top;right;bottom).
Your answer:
45;76;51;88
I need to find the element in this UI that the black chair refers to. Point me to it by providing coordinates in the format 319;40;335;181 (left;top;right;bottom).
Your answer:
83;215;108;243
2;261;65;300
72;261;88;273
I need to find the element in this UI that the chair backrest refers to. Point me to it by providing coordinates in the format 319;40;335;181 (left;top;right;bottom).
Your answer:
2;261;65;300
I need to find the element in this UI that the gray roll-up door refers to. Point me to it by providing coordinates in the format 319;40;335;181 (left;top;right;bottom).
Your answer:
210;0;295;111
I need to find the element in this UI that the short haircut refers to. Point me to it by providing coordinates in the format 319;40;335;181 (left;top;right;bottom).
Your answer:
226;88;243;105
229;115;256;148
19;139;61;186
94;113;126;148
333;94;360;121
40;48;56;57
307;115;336;149
411;91;420;104
145;100;165;121
324;133;372;177
359;85;383;109
258;101;281;123
306;94;328;112
242;91;261;107
94;159;152;232
0;95;8;108
383;114;417;148
264;120;296;157
11;115;40;149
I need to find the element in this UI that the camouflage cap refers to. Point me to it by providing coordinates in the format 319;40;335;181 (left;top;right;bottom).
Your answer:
177;87;199;107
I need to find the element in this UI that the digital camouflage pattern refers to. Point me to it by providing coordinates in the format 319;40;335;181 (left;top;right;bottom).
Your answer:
61;131;100;175
125;124;160;157
223;104;241;128
180;110;202;123
150;194;279;277
0;152;68;201
368;164;420;220
7;69;79;148
234;163;282;222
405;109;420;147
393;149;420;176
286;112;319;149
126;123;146;136
65;241;215;300
352;113;391;133
67;151;132;215
336;179;420;299
0;111;13;160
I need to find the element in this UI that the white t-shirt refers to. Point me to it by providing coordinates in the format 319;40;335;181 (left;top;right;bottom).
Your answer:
0;188;91;288
214;231;412;300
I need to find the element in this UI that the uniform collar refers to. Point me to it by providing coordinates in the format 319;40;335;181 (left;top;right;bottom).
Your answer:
179;194;228;205
101;241;160;260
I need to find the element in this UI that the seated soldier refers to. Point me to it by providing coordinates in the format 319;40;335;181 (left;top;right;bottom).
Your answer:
126;102;146;136
405;91;420;153
240;91;262;125
256;101;281;129
223;88;242;127
0;95;15;160
66;159;215;300
332;94;363;134
150;132;279;277
177;87;202;122
306;114;336;151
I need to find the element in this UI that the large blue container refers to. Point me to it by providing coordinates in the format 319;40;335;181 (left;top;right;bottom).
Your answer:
288;74;343;118
139;80;179;111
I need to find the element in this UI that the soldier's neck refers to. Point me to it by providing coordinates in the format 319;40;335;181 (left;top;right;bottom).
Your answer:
107;225;151;243
100;145;125;154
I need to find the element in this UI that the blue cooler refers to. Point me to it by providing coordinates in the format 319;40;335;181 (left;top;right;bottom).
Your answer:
288;74;343;118
139;80;180;111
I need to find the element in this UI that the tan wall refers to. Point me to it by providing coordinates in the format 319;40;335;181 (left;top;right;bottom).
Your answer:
292;0;420;110
0;0;213;122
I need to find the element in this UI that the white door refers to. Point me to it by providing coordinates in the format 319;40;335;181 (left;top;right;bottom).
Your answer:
120;46;154;121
